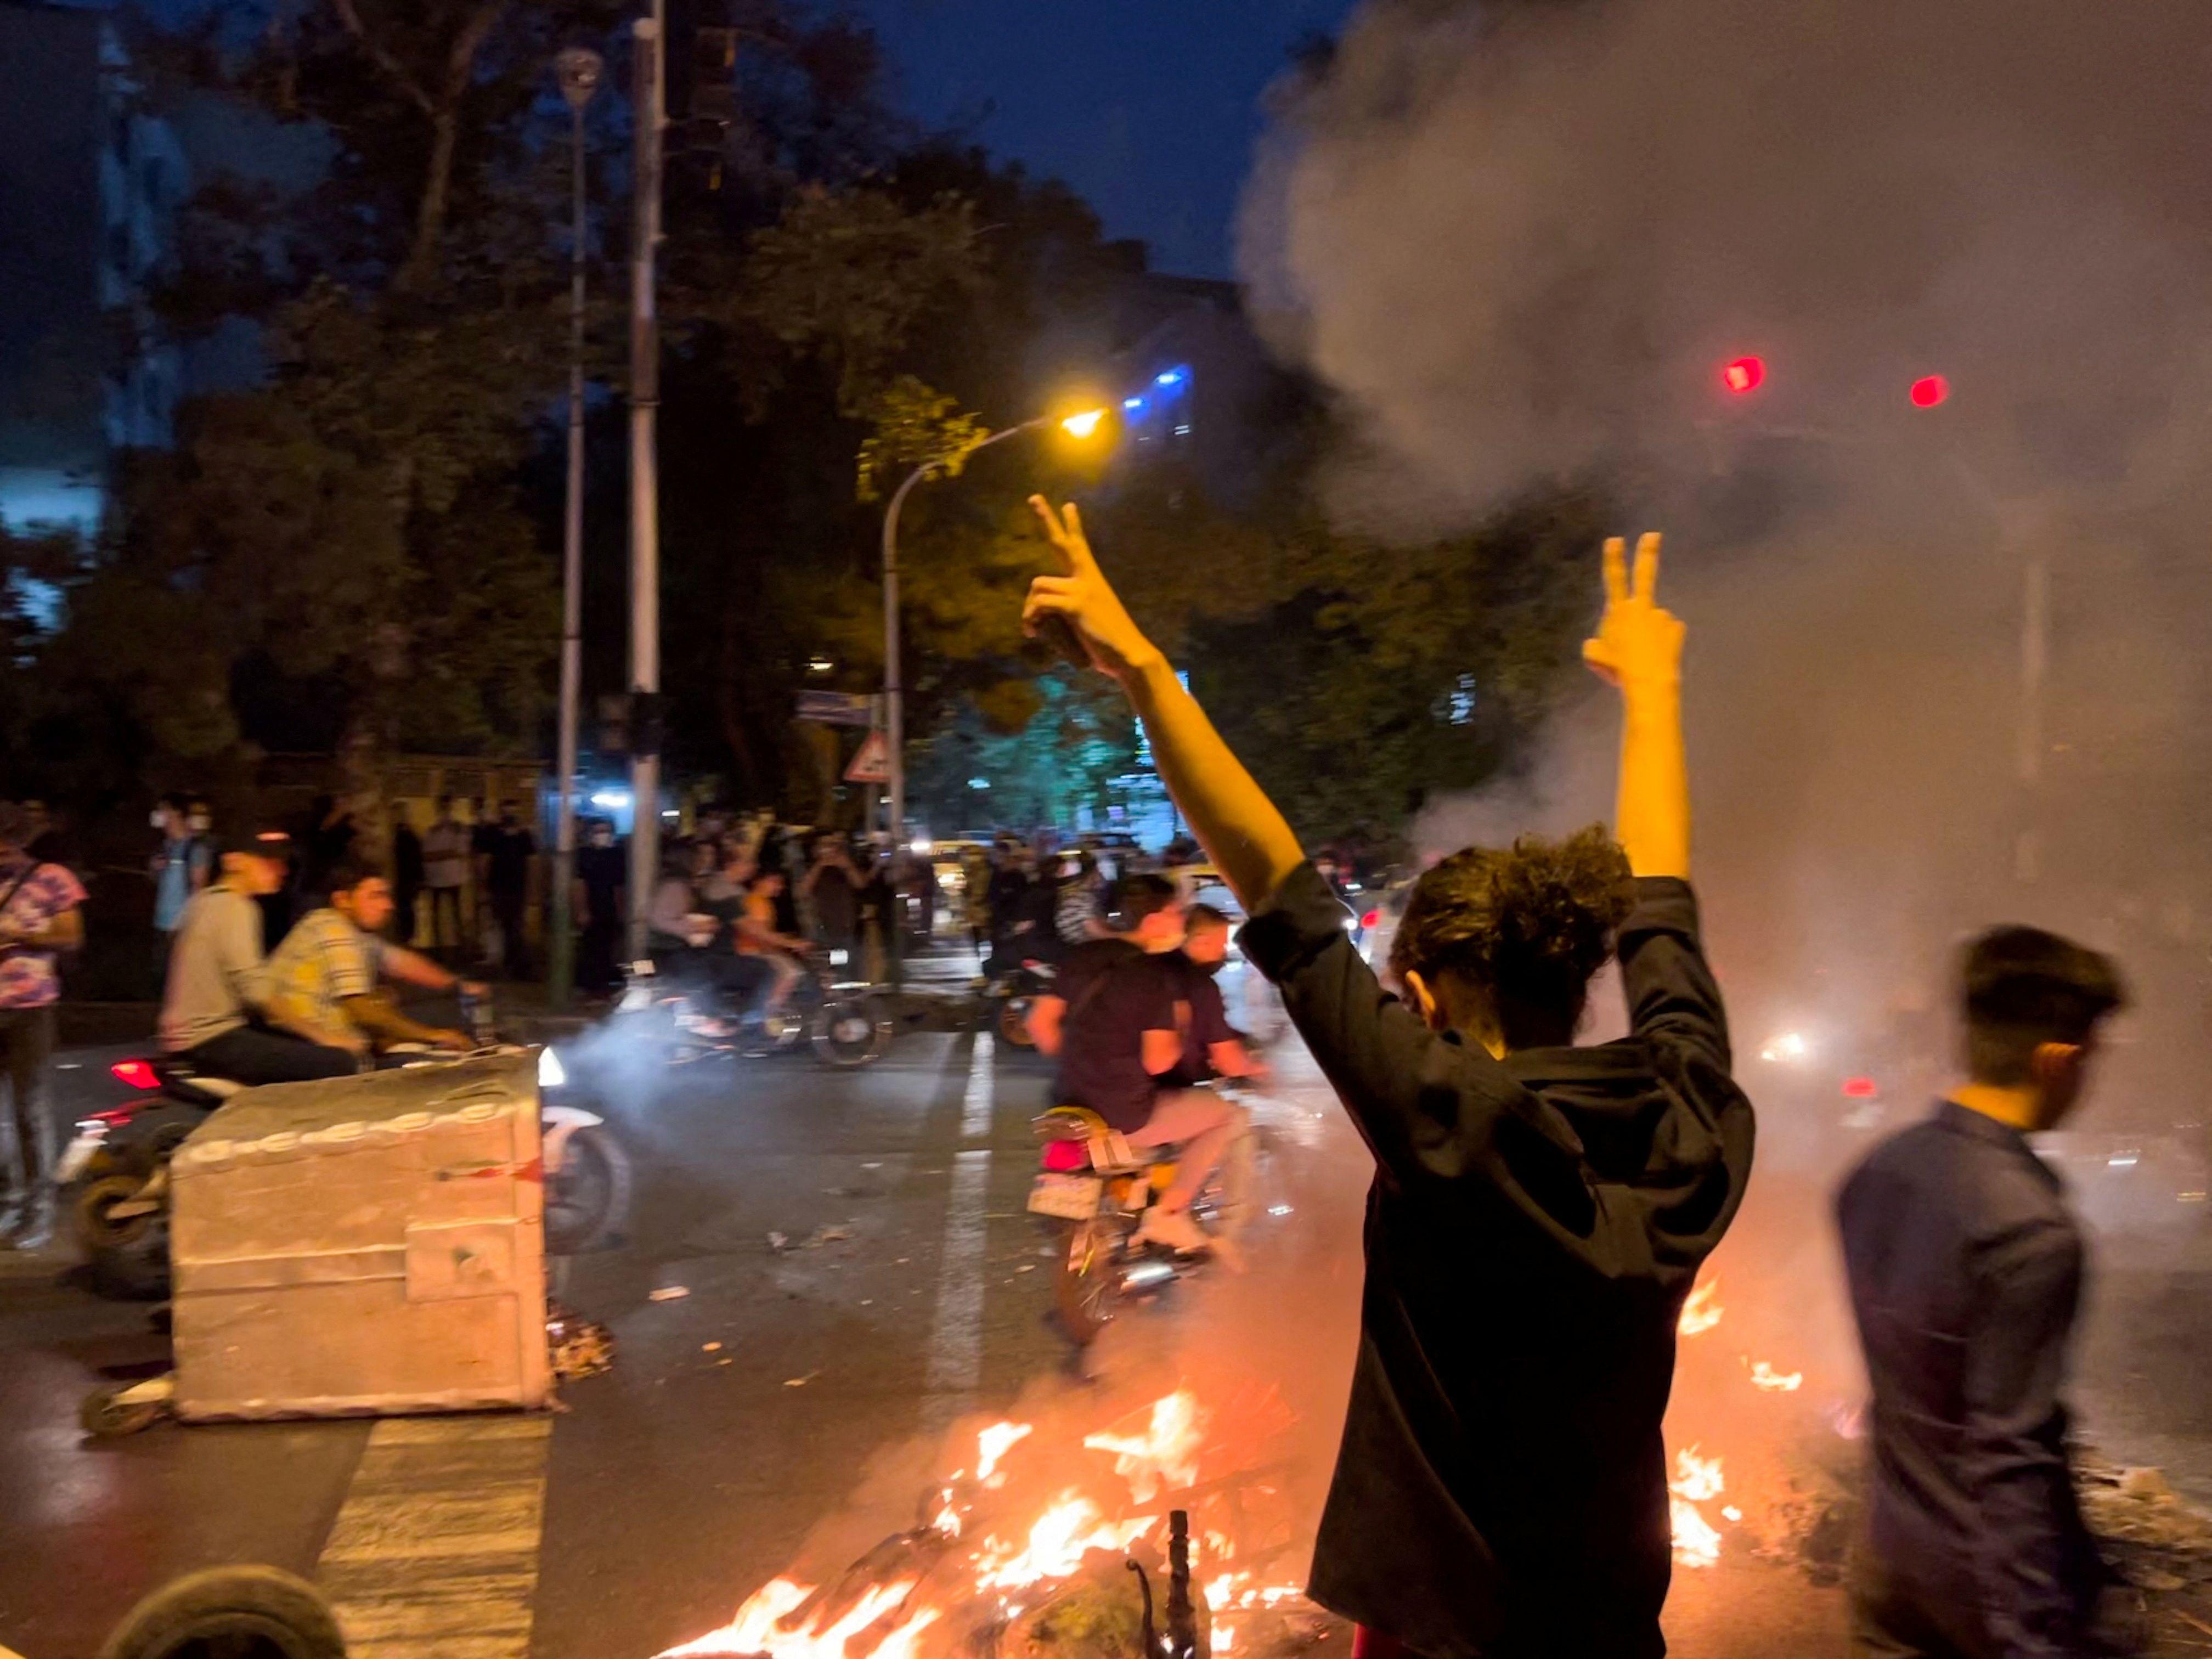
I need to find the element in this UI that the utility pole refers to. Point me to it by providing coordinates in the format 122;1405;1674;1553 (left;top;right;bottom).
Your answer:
550;46;602;1008
625;1;664;961
2017;550;2048;885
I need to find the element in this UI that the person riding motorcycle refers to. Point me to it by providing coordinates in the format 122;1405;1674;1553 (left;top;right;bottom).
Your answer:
159;828;358;1085
262;858;486;1060
1159;902;1268;1090
1027;874;1243;1255
734;869;810;1016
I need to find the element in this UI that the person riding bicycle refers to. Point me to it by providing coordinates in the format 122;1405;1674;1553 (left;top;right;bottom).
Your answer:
263;859;485;1061
1027;873;1244;1255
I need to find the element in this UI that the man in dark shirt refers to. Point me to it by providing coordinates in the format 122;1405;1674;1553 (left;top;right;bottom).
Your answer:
1023;506;1752;1657
1837;927;2130;1659
1028;875;1245;1254
1159;904;1266;1090
482;804;537;980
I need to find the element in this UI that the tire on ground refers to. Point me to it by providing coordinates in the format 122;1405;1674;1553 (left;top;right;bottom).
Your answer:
97;1564;346;1659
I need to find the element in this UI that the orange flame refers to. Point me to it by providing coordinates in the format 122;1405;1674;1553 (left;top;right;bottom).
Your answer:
1081;1388;1207;1502
662;1577;942;1659
975;1421;1034;1486
1678;1279;1723;1337
974;1494;1155;1592
1667;1445;1726;1569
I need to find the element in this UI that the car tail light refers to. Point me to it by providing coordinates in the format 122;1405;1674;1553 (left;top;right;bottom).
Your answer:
1841;1076;1880;1099
1361;910;1380;929
111;1059;161;1091
1041;1140;1090;1173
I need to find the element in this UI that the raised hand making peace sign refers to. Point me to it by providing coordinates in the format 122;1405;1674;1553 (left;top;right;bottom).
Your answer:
1021;496;1163;684
1581;531;1685;691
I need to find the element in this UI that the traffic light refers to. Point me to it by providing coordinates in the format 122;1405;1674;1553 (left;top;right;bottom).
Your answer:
1909;374;1950;408
1720;356;1765;396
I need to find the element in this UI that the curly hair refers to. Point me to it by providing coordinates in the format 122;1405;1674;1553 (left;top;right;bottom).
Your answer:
1388;825;1635;1049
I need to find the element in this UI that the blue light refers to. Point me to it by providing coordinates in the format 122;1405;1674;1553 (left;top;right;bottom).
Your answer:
1123;397;1143;411
1155;370;1182;387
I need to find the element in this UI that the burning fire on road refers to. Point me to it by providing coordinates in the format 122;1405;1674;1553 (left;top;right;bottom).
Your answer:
661;1388;1316;1659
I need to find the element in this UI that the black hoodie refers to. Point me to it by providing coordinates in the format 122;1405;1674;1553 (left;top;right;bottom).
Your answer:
1240;865;1754;1659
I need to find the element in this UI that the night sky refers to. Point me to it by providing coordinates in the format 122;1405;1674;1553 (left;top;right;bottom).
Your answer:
855;0;1358;277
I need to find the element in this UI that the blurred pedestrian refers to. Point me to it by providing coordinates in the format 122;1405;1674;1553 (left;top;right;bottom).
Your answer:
1837;928;2135;1659
421;797;470;958
0;802;88;1250
481;803;537;980
575;819;625;994
297;794;357;903
801;834;864;959
391;804;425;946
150;794;213;956
1055;849;1108;947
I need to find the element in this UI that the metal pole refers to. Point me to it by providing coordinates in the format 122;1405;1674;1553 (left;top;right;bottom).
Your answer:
878;420;1037;849
2017;552;2047;885
625;4;664;961
551;49;601;1007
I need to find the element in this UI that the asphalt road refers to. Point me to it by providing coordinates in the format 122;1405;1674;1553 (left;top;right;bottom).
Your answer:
3;981;2209;1659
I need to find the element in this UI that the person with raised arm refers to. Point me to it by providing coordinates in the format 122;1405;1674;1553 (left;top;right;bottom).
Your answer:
1022;504;1754;1659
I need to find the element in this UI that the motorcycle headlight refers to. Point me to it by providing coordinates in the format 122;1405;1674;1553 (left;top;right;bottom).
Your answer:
538;1047;567;1091
829;947;850;968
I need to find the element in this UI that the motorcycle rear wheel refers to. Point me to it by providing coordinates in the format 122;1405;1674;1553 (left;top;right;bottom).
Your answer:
1053;1217;1121;1347
997;997;1037;1047
812;995;888;1068
75;1175;171;1300
544;1126;633;1255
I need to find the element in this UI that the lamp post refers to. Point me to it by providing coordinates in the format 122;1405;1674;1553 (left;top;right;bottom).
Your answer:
624;2;665;962
879;408;1108;845
548;45;602;1009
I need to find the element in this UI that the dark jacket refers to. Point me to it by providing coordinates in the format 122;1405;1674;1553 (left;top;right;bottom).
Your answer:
1837;1103;2108;1659
1240;864;1754;1659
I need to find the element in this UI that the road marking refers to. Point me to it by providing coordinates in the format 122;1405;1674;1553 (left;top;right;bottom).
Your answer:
922;1148;992;1417
317;1414;551;1659
961;1031;996;1138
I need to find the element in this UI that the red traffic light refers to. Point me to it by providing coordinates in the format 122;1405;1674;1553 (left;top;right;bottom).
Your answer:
1720;357;1765;396
1909;374;1950;408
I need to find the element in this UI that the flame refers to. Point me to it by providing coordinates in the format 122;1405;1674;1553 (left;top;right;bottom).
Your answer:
976;1421;1034;1486
1678;1278;1723;1336
1667;1444;1726;1569
1747;1359;1803;1392
668;1388;1305;1659
1081;1389;1207;1502
663;1577;942;1659
974;1494;1155;1592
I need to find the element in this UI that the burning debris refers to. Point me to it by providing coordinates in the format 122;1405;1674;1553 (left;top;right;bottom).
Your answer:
661;1389;1320;1659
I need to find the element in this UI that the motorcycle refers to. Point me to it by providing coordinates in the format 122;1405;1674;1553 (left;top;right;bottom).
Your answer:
614;949;891;1069
64;1025;624;1299
1025;1096;1256;1346
984;953;1057;1048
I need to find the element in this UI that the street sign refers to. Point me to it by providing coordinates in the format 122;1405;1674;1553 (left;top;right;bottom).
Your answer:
797;690;877;728
844;729;890;785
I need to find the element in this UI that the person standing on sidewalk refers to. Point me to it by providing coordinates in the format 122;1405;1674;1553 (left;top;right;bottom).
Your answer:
421;797;470;958
0;802;88;1250
482;804;537;980
1837;928;2134;1659
391;805;425;947
151;795;212;953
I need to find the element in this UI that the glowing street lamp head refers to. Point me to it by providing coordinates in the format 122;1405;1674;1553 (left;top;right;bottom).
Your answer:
1059;408;1107;440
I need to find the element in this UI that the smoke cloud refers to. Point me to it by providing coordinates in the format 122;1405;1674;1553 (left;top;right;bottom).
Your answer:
1240;0;2212;1122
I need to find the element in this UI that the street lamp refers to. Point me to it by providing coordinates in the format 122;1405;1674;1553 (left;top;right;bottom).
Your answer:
549;44;602;1009
879;405;1108;847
